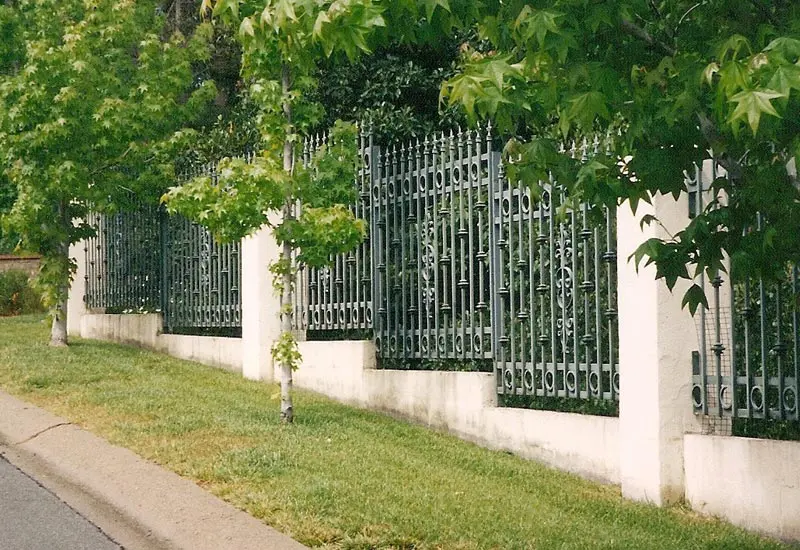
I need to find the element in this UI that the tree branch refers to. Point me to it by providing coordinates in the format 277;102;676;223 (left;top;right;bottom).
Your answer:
620;18;676;57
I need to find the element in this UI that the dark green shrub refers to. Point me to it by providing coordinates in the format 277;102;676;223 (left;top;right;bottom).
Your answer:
0;270;44;316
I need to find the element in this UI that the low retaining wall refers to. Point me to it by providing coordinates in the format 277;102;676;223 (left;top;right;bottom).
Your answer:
80;314;242;373
77;315;620;484
684;434;800;541
295;340;620;484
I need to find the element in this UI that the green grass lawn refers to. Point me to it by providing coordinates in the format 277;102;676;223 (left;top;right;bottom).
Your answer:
0;315;793;549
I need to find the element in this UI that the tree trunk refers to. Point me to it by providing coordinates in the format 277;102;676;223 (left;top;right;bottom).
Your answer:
50;201;71;347
279;234;294;423
279;62;294;424
50;297;68;347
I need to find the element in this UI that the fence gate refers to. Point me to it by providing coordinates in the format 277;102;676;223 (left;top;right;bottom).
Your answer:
490;142;619;402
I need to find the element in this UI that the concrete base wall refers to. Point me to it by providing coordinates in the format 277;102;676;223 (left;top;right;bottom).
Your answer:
685;434;800;541
80;314;242;373
295;340;621;484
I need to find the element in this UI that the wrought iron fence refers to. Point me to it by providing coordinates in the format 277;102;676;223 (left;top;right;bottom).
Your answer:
690;161;800;422
161;211;242;334
293;133;375;337
372;129;497;364
84;186;242;335
295;127;620;403
85;207;162;312
492;151;618;400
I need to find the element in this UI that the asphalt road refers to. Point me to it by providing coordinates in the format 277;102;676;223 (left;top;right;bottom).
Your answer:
0;456;121;550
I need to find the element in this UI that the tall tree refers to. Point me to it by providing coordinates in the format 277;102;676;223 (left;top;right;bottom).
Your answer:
440;0;800;310
0;0;217;345
164;0;384;422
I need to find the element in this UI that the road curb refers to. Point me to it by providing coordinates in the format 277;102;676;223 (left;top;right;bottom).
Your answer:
0;391;308;550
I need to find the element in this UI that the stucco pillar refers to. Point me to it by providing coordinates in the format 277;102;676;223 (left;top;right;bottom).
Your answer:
617;191;703;505
241;226;282;381
67;239;87;337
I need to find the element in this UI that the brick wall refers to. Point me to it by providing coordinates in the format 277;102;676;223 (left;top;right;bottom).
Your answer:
0;255;41;277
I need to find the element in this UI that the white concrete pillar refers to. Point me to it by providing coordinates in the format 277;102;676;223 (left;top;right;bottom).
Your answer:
241;226;282;381
67;239;87;337
617;191;703;505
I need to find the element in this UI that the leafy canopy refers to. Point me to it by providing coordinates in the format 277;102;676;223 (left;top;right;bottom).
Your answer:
439;0;800;311
0;0;216;310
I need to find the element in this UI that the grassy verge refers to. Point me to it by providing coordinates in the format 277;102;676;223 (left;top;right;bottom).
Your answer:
0;315;793;549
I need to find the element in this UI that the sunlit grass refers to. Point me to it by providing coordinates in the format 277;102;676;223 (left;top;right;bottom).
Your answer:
0;315;792;549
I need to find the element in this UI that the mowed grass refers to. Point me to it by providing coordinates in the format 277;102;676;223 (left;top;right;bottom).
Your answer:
0;315;792;550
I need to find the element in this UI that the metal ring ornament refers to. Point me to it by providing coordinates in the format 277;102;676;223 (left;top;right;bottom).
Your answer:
566;371;577;393
524;370;534;391
545;370;555;392
692;385;703;409
750;386;764;411
719;385;732;411
502;196;511;216
589;371;600;394
521;191;531;214
504;369;514;390
784;387;797;413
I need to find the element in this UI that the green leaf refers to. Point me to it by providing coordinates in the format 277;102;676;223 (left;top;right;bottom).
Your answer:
764;37;800;60
728;88;785;134
768;65;800;96
239;16;254;39
681;284;709;316
566;91;609;128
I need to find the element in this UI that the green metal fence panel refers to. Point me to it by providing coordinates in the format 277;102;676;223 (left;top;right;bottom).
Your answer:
492;139;618;400
84;207;162;312
162;162;242;334
161;211;242;334
84;181;242;334
371;128;495;362
295;132;375;336
296;126;620;403
690;161;799;421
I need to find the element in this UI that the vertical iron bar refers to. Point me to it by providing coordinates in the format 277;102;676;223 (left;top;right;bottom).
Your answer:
488;148;502;392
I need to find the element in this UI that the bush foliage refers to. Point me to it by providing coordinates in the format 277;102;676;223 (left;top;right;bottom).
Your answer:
0;270;43;316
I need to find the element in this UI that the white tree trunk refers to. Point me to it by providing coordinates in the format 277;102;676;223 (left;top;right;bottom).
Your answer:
279;62;294;423
50;202;70;347
50;297;68;347
279;236;294;423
